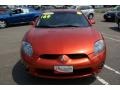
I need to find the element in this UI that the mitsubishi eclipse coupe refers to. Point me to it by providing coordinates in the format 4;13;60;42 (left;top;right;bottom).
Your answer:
0;8;41;28
21;9;106;79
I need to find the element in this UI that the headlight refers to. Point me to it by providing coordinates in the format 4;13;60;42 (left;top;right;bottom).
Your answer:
94;40;105;54
22;41;33;56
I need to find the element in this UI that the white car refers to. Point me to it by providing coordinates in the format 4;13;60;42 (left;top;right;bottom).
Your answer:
70;5;95;19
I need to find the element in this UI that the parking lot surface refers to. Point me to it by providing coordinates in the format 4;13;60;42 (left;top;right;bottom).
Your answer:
0;13;120;85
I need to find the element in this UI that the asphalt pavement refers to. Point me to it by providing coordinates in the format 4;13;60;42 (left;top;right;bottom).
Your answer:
0;13;120;85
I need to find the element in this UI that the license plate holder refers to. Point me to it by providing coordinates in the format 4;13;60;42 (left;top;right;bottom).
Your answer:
54;65;73;73
107;15;111;18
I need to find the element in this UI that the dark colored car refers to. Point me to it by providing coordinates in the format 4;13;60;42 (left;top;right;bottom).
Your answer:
103;6;120;21
0;6;9;12
0;8;42;28
115;11;120;29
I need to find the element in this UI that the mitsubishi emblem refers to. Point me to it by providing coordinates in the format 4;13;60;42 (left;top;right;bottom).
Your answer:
59;55;68;62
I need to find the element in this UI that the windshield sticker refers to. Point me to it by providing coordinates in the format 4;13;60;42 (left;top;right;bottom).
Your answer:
41;12;54;19
41;14;52;19
77;12;82;15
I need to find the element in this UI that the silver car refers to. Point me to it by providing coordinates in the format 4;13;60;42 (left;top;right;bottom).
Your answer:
70;5;95;19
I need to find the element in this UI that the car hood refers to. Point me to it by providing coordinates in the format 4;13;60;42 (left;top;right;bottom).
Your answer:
27;27;102;55
0;13;9;19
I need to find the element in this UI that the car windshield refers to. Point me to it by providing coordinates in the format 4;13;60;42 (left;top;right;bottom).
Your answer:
112;6;120;11
35;12;90;28
79;6;90;10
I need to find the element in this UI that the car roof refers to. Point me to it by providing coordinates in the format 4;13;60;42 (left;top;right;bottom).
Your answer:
43;9;82;13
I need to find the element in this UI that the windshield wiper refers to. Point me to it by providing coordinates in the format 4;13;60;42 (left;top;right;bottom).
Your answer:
35;25;81;28
35;26;56;28
57;25;80;27
45;25;80;28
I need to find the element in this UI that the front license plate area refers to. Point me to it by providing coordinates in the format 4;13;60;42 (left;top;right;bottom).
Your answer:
54;66;73;73
107;15;111;18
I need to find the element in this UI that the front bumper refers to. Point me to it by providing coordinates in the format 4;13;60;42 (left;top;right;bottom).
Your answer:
21;51;106;79
104;14;115;21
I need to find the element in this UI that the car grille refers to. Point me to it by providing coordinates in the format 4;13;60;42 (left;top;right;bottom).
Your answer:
35;68;92;77
40;54;88;60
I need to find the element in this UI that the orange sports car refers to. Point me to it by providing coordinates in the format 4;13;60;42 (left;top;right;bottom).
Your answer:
21;9;106;79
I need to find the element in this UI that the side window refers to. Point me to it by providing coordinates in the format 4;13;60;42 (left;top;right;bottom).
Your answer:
89;6;93;9
85;6;90;9
12;9;23;14
77;6;81;10
80;6;89;10
22;9;29;14
117;7;120;11
11;10;17;14
17;9;23;14
80;6;86;10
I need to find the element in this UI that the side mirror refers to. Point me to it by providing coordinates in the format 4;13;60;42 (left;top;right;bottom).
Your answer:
88;19;95;24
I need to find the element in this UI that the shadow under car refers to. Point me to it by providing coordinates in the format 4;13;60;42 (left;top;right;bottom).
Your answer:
12;60;96;85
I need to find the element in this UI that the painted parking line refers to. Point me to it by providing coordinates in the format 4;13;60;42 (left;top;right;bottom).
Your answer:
104;65;120;75
96;76;110;85
96;64;120;85
104;36;120;42
102;32;120;39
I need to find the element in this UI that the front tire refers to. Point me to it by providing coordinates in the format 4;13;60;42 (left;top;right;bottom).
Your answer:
0;20;7;29
88;14;94;19
118;22;120;30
